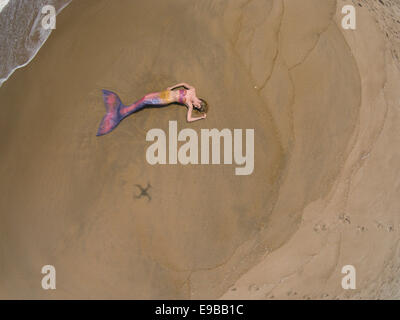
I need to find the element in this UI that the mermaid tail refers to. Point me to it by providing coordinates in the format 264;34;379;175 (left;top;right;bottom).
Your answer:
96;90;125;136
96;89;176;136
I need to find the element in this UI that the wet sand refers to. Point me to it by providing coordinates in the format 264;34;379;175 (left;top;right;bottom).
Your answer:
0;0;399;299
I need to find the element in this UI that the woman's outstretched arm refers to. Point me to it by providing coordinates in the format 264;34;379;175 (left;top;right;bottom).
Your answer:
186;101;206;122
167;82;194;91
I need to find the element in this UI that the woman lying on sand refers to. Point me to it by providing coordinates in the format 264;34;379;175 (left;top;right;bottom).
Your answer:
96;83;208;136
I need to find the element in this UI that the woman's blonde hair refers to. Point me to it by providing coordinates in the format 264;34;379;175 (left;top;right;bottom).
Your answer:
199;98;208;113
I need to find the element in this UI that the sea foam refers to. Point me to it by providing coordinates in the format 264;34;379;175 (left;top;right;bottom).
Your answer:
0;0;71;88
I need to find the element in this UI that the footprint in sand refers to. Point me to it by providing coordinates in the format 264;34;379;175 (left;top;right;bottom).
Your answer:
313;223;328;233
339;213;351;224
356;225;367;233
248;284;260;292
374;220;395;232
287;290;298;297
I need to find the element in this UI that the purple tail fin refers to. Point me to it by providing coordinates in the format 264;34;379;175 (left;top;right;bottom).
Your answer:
96;90;124;136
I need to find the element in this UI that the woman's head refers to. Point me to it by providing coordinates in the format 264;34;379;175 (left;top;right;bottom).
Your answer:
198;98;208;113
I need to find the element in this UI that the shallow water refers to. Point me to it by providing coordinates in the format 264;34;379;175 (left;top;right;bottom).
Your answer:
0;0;71;87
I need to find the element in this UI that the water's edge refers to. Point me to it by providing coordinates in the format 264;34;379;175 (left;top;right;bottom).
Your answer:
0;0;71;88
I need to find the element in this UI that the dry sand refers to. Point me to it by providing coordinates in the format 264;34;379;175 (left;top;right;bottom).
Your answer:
0;0;399;299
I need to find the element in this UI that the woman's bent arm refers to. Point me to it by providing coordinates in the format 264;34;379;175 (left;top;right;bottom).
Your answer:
167;82;194;91
186;102;206;122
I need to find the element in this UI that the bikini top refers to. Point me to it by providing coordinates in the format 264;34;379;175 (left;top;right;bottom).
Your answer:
178;89;187;104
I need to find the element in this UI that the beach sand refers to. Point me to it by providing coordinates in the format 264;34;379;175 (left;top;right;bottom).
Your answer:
0;0;399;299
